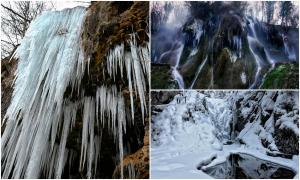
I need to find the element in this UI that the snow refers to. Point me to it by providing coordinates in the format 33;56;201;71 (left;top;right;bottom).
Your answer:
151;91;299;178
276;112;299;135
151;91;232;178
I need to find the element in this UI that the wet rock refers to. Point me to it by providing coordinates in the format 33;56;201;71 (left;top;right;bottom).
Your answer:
151;63;178;89
113;118;149;179
151;91;179;105
1;58;17;124
274;127;299;155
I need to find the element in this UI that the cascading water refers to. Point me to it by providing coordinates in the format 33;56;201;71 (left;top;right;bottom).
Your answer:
282;35;296;61
246;17;271;89
247;36;263;89
1;5;149;179
189;56;207;89
189;20;204;57
171;42;185;89
152;2;188;89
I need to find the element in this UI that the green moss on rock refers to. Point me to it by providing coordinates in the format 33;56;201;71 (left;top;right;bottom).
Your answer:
261;63;299;89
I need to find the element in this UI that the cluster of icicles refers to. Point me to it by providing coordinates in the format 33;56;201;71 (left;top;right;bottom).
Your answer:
2;6;149;179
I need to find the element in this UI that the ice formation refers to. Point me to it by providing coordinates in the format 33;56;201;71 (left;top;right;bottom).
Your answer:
1;7;86;178
2;5;149;179
106;34;150;123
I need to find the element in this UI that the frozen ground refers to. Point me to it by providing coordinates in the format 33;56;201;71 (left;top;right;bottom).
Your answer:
151;91;299;179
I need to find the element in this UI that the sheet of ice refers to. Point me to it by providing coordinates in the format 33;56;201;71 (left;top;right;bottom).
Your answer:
1;7;86;178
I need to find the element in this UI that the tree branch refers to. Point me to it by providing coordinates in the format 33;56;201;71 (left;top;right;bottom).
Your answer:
1;4;30;22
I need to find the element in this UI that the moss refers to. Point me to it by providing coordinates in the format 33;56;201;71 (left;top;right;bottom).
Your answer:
262;63;299;89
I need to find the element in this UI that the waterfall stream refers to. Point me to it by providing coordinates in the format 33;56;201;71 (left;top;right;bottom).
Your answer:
172;42;185;89
189;56;207;89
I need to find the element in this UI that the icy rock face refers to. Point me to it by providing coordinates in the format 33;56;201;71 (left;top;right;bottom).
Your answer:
235;91;299;154
80;2;150;178
1;7;86;179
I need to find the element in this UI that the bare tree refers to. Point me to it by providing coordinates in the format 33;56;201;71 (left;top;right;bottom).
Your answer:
1;1;53;59
265;2;275;24
279;1;294;27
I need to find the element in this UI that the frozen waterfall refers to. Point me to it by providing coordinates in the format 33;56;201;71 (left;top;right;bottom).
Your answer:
2;7;87;178
1;5;149;179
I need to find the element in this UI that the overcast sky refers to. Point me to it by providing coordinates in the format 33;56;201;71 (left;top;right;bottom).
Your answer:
51;1;90;10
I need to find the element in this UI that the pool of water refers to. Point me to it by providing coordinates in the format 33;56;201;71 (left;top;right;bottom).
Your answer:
201;153;296;179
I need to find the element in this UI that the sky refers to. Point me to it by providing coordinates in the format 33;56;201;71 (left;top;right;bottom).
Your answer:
51;1;90;10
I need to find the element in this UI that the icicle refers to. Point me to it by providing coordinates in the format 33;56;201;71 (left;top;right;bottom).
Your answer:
94;132;102;177
55;101;78;178
125;54;135;122
117;94;125;179
79;96;95;177
128;161;136;179
105;33;149;124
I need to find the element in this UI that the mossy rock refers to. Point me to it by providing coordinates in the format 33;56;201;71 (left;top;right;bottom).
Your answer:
151;63;177;89
261;63;299;89
215;48;230;79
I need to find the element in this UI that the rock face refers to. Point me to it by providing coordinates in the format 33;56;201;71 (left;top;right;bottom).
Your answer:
274;128;299;155
81;1;148;68
151;91;179;105
113;118;149;179
1;58;17;123
262;63;299;89
80;2;150;178
234;91;299;155
151;63;177;89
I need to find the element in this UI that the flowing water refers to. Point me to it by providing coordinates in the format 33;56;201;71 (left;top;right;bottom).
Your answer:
172;42;185;89
189;56;207;89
